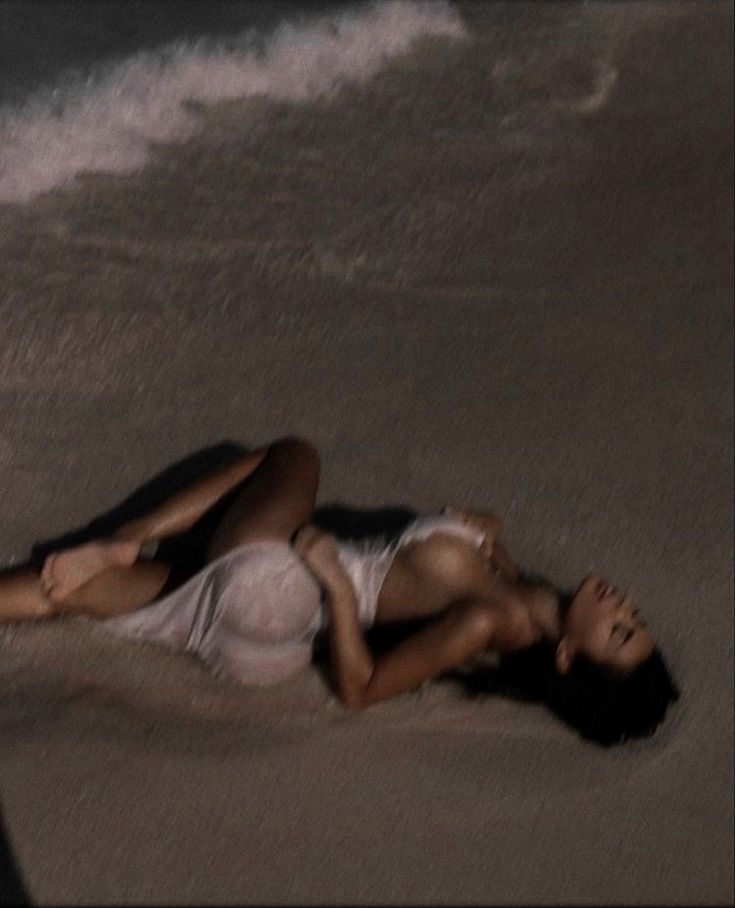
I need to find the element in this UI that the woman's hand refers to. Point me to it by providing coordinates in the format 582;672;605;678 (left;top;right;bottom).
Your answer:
295;526;373;706
293;525;353;595
442;506;502;560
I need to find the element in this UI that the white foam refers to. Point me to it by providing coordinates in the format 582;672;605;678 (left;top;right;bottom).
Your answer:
0;1;465;203
570;62;618;114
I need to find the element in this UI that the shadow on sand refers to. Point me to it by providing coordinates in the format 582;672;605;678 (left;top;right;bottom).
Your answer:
27;439;419;590
0;803;29;906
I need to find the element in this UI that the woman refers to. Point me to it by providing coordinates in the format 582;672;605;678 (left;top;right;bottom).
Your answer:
1;437;679;744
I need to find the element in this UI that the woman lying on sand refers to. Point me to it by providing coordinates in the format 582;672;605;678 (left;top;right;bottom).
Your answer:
1;437;678;745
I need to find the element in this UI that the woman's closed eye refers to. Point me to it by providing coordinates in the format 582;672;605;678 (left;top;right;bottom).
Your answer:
631;608;647;627
612;624;634;645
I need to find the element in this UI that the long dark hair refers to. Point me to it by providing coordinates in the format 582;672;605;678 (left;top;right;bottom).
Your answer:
452;639;680;746
451;574;680;746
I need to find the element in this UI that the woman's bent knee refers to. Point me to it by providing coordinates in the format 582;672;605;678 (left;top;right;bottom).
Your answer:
272;437;320;474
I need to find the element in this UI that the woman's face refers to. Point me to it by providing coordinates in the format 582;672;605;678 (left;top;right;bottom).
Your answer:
559;575;656;673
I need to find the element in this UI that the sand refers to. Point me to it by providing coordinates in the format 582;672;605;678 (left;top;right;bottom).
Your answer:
0;1;732;903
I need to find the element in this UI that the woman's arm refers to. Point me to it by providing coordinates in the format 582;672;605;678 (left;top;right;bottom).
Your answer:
294;527;497;709
487;540;520;582
443;505;504;540
443;505;520;581
333;590;496;708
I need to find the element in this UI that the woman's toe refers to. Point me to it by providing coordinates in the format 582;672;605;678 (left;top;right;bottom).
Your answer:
43;554;58;584
41;578;55;599
48;584;67;603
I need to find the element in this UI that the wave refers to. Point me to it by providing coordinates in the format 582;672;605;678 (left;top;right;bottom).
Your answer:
0;1;465;203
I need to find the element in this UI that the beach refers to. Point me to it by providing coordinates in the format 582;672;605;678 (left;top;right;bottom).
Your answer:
0;1;733;902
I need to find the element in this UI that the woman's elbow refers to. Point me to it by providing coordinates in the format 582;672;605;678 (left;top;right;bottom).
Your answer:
338;686;369;711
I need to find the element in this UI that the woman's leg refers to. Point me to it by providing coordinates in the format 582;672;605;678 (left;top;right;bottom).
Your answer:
0;567;53;622
192;438;321;684
0;560;171;623
41;445;271;602
205;437;320;562
3;437;318;624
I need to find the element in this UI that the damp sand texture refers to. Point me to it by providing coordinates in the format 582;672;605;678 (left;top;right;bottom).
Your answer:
0;1;732;904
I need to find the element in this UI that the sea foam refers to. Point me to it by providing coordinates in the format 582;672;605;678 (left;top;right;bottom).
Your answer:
0;1;465;203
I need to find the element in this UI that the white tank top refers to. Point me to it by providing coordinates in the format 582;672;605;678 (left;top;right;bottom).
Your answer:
333;514;486;628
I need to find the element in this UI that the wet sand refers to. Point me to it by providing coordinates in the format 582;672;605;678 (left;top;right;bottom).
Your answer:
0;2;732;903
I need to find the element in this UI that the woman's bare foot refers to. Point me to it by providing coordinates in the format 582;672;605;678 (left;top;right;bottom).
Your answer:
41;539;141;603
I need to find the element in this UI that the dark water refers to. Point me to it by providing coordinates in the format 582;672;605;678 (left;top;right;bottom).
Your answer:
0;0;347;106
0;0;467;200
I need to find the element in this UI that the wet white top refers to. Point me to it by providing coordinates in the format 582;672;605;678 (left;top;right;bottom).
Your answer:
334;514;486;627
102;514;485;686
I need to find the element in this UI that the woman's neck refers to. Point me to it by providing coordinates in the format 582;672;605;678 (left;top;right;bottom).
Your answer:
515;580;563;643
